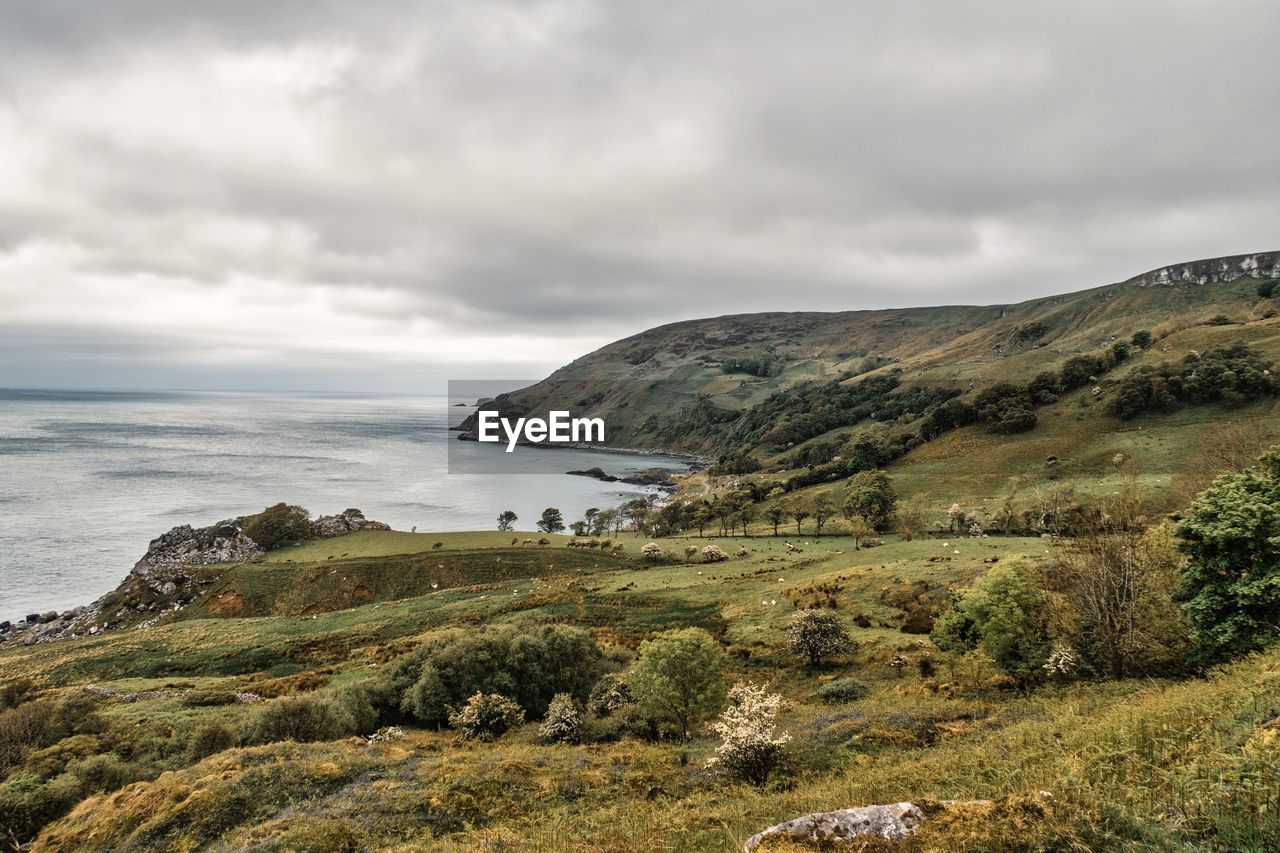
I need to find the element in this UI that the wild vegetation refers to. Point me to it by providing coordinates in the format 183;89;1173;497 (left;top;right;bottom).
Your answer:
2;256;1279;850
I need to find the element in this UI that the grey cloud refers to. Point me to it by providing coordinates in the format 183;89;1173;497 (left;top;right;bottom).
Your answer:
1;1;1277;390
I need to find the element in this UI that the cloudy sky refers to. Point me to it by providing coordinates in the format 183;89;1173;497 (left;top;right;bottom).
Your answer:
1;1;1277;391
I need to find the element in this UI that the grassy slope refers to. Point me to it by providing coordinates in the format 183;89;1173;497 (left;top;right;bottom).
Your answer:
4;529;1277;850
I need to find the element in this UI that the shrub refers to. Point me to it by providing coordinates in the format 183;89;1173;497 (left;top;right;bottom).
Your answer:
586;674;633;718
243;691;367;744
187;722;238;760
1131;329;1153;349
641;542;666;562
385;625;606;726
1258;280;1278;299
701;544;728;563
181;689;238;707
706;682;790;785
815;677;870;703
449;693;525;740
240;503;311;549
0;678;37;711
786;610;852;666
538;693;582;744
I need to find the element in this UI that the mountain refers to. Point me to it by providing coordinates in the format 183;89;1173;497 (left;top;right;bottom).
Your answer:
472;251;1280;455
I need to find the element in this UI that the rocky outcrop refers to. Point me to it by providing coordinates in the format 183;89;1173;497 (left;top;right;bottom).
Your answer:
130;523;262;579
310;508;392;538
1127;251;1280;288
743;803;925;851
2;507;390;647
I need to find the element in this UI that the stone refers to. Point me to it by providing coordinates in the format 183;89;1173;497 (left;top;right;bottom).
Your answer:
743;803;925;851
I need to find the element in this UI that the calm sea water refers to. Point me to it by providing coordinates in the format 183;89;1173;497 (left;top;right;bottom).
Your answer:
0;390;691;621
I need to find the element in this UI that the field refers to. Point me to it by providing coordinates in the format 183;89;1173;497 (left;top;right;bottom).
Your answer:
3;529;1277;851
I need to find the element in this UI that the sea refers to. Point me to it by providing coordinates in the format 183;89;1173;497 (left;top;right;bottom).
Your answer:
0;389;694;622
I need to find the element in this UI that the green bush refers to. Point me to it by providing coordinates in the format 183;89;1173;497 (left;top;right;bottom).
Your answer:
385;625;606;727
815;677;870;703
243;687;374;745
181;689;238;707
187;722;238;761
240;503;311;549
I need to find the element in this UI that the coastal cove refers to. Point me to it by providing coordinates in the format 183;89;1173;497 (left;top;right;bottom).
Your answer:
0;389;694;621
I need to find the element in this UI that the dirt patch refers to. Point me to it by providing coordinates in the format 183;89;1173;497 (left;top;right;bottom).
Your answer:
208;589;246;617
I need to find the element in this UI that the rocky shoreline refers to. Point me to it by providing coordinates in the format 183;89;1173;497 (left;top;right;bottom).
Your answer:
0;507;390;647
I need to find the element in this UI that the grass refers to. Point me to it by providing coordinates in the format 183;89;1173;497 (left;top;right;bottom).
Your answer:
3;529;1276;851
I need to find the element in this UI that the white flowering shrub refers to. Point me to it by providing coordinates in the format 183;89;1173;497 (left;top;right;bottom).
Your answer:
641;542;666;562
701;544;729;563
1042;643;1079;680
968;520;985;538
448;692;525;740
538;692;582;744
706;682;790;785
786;609;852;666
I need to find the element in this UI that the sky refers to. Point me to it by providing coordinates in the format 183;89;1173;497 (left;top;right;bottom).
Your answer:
1;1;1277;392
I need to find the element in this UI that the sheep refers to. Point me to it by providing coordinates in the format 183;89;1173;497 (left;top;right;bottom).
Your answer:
523;538;535;545
538;537;551;546
432;542;443;549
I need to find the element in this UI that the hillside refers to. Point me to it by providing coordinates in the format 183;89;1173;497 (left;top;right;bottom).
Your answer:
468;252;1280;456
3;527;1277;850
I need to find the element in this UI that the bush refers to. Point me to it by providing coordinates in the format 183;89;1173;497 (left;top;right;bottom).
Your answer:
786;610;852;666
586;674;633;718
240;503;311;549
706;682;790;785
181;689;238;707
641;542;666;562
1258;280;1278;298
385;625;606;727
449;692;525;740
0;678;37;711
538;693;582;744
815;677;870;703
701;544;728;563
244;691;369;745
187;722;238;760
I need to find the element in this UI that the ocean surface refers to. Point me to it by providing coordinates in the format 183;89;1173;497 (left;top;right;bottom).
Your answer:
0;390;693;621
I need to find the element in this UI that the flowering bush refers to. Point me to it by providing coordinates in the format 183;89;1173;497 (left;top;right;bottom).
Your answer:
448;692;525;740
641;542;666;562
701;544;729;563
786;610;852;666
538;693;582;743
706;682;790;785
1042;643;1078;681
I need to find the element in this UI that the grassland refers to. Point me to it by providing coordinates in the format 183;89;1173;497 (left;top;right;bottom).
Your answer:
3;528;1277;850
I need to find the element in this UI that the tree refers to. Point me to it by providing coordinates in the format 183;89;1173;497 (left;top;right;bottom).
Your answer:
537;507;565;534
738;500;759;537
812;493;836;536
764;499;788;536
706;682;790;785
845;516;875;551
931;556;1052;686
1052;494;1192;678
628;628;727;742
897;496;926;540
1176;447;1280;665
786;610;852;666
788;498;811;536
569;520;588;536
691;502;715;537
1258;280;1277;299
496;510;517;532
583;507;599;534
843;469;897;531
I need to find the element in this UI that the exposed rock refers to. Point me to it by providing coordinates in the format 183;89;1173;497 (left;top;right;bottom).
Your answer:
566;466;620;482
1127;251;1280;288
130;523;262;579
744;802;924;850
310;508;392;538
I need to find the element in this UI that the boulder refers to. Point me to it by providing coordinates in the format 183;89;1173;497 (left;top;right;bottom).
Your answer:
743;802;925;851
